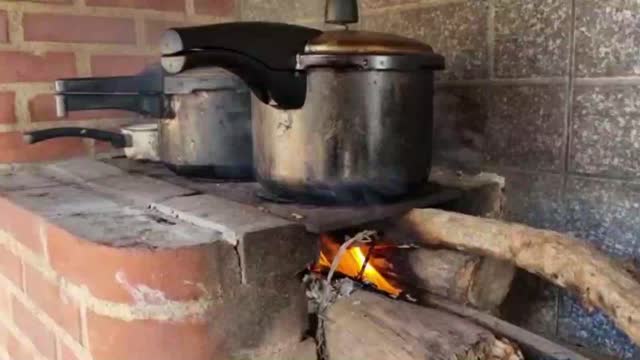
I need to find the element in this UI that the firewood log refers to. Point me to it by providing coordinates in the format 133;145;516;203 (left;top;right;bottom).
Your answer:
324;290;520;360
392;208;640;346
388;247;515;311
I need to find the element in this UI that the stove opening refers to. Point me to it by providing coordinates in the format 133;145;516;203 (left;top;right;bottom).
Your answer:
311;231;403;297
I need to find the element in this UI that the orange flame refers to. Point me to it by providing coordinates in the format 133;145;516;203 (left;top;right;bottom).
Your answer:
315;234;402;296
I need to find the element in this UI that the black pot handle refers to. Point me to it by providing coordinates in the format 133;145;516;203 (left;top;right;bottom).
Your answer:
55;94;171;118
24;128;128;148
160;22;320;110
162;50;307;109
55;65;164;94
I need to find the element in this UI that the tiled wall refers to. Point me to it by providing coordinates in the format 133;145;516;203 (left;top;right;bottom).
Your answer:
240;0;640;357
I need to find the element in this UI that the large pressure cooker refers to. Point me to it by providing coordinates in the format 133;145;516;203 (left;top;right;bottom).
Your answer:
25;67;254;179
160;4;444;203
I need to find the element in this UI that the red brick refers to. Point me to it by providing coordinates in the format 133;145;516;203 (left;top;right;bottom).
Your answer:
0;244;22;288
87;312;217;360
144;19;186;46
29;93;132;122
0;92;16;124
90;54;155;76
24;266;81;341
87;0;185;12
47;224;235;303
0;132;88;163
12;297;56;359
23;13;136;44
0;198;44;255
0;11;8;43
6;332;33;360
60;341;80;360
0;51;76;83
194;0;236;17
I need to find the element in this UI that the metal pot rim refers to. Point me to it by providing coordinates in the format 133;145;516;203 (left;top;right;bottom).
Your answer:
296;54;445;71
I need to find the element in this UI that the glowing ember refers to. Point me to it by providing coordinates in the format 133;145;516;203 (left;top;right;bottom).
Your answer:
314;234;402;296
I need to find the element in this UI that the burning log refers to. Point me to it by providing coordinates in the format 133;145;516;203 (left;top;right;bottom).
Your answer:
315;233;515;310
394;208;640;346
401;248;515;311
324;290;522;360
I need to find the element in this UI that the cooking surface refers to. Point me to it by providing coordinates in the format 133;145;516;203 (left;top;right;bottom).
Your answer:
103;158;462;233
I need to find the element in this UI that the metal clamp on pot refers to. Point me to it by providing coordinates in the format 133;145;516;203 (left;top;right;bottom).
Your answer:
159;2;445;204
28;66;254;179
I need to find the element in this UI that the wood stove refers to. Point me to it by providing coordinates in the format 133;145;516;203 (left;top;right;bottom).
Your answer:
1;157;606;360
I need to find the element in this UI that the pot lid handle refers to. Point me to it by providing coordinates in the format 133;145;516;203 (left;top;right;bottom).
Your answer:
325;0;359;26
161;22;322;71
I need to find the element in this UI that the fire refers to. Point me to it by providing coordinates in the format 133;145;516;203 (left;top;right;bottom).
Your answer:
314;234;402;296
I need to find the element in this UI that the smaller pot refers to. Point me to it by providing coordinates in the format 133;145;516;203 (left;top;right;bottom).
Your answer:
24;123;160;161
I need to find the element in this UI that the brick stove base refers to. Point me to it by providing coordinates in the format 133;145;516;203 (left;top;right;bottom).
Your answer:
0;158;505;360
0;159;317;360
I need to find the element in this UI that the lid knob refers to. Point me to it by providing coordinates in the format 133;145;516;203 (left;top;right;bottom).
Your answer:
325;0;359;26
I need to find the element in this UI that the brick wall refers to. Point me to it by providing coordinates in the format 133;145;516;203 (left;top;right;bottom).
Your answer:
240;0;640;358
0;0;238;164
0;198;220;360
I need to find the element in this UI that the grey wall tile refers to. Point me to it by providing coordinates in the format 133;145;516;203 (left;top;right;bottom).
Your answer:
241;0;324;21
486;84;567;171
575;0;640;77
500;169;566;231
501;271;560;338
570;85;640;178
564;176;640;259
494;0;571;78
362;1;489;80
433;85;490;171
558;292;638;359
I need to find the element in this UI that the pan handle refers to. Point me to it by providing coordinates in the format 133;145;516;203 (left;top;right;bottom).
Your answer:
23;128;129;148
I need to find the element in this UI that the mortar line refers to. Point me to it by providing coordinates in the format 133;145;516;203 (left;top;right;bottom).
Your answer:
575;77;640;85
19;256;27;292
360;0;466;16
185;0;196;17
436;77;568;87
79;302;90;349
291;0;466;23
484;163;640;184
487;0;495;80
562;0;577;178
38;220;50;263
55;336;62;360
134;14;146;48
558;0;577;337
236;0;243;20
9;7;24;44
76;50;92;77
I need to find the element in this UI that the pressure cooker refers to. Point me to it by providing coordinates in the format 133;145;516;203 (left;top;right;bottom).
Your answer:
160;2;445;204
25;67;254;179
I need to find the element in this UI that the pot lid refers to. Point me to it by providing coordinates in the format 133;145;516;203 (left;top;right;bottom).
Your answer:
305;30;435;56
301;30;444;70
